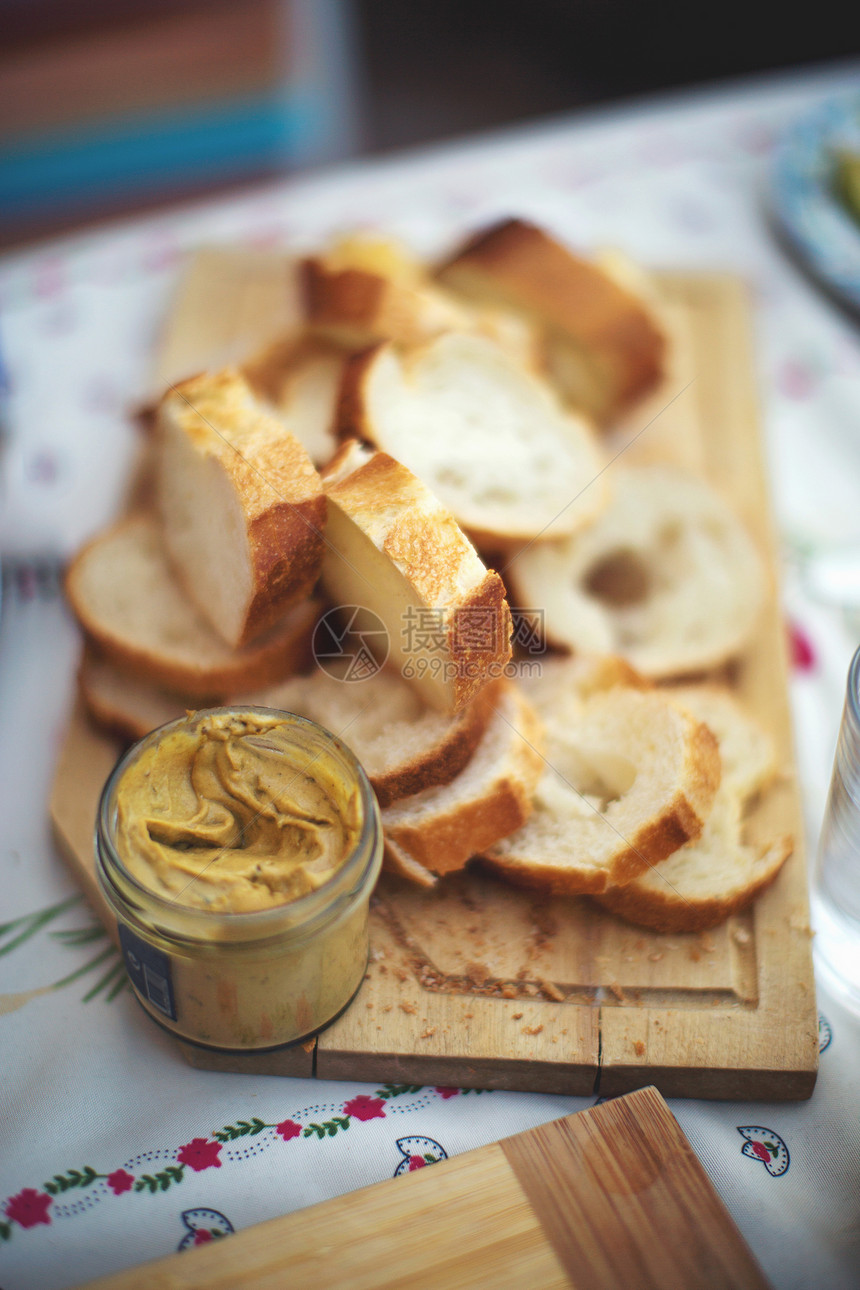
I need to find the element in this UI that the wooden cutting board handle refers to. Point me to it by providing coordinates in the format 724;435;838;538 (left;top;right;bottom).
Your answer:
79;1086;770;1289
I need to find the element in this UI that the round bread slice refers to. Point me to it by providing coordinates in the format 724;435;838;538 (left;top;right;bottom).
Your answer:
480;684;720;896
320;439;512;714
156;368;327;649
335;331;608;546
437;217;666;424
79;650;501;809
65;513;319;697
506;463;767;678
595;684;791;932
381;681;545;881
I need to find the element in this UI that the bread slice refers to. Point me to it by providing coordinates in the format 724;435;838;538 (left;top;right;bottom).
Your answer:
595;684;791;931
242;336;344;468
335;331;608;546
65;513;319;697
479;678;720;896
320;440;512;714
301;255;473;352
79;649;500;808
437;217;666;424
506;463;767;678
156;368;327;649
381;681;545;881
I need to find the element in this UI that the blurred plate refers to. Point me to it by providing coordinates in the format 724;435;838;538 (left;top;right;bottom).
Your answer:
771;92;860;311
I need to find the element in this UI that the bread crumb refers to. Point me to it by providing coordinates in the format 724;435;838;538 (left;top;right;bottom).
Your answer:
633;1040;646;1057
501;984;519;999
383;1004;393;1013
370;947;386;962
465;961;490;985
539;979;565;1002
301;1039;315;1053
648;952;664;963
365;1001;374;1009
523;983;539;997
608;982;626;1002
420;1027;437;1039
512;1011;524;1020
394;968;409;982
732;927;751;946
522;1024;544;1035
700;933;716;954
688;948;701;962
399;1002;417;1015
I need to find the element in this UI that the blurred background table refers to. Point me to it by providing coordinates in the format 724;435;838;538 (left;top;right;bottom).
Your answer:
1;12;859;1286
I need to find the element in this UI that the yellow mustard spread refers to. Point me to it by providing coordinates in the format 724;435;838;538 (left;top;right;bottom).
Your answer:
114;710;358;913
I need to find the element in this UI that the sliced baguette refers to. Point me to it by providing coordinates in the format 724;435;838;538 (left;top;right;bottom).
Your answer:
320;439;512;714
66;513;318;697
381;681;545;881
506;463;767;678
437;217;666;424
595;684;791;931
242;336;344;468
480;677;720;895
79;650;500;808
335;331;608;546
301;255;473;352
156;368;327;649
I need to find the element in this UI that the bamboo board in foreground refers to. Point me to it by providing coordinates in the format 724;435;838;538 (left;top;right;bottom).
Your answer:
78;1087;770;1290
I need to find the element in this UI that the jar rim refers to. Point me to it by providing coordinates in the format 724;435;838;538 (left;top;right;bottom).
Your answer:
95;705;382;934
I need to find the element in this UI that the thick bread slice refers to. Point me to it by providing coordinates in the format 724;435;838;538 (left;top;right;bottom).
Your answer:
336;332;608;546
320;440;512;714
506;464;767;678
480;682;720;896
156;369;327;649
381;681;545;881
437;217;666;424
66;513;318;697
79;651;500;808
253;667;503;807
242;336;344;468
301;255;473;352
595;684;791;931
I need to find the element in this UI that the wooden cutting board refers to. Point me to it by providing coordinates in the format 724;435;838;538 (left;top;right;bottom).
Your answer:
49;270;820;1101
77;1086;771;1290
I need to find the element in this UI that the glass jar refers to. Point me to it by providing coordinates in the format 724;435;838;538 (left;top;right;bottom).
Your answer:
95;707;382;1052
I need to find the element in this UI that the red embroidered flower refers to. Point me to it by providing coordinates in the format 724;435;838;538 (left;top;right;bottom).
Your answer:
408;1155;426;1171
6;1188;52;1229
107;1169;135;1195
276;1119;302;1141
343;1095;386;1122
177;1138;222;1172
194;1230;213;1245
788;621;816;672
751;1141;772;1163
435;1087;459;1099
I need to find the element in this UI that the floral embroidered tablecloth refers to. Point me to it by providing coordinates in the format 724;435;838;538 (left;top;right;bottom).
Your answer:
2;59;860;1290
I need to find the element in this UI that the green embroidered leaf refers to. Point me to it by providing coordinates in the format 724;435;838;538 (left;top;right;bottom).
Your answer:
303;1117;351;1140
0;1220;12;1241
43;1166;99;1193
423;1154;437;1164
134;1166;185;1194
376;1083;424;1099
0;895;81;958
51;925;106;947
459;1088;489;1096
213;1117;267;1143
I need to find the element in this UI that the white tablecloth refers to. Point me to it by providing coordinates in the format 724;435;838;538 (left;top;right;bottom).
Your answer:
1;60;859;1290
